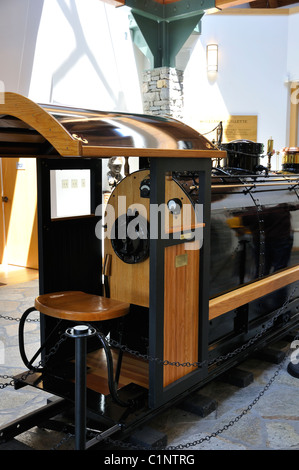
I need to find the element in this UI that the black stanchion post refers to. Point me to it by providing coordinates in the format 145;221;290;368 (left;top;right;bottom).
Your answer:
66;325;96;450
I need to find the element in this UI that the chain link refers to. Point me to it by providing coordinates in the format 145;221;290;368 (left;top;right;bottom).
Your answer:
92;347;293;451
0;375;15;389
0;314;39;322
165;356;287;450
0;285;298;449
51;432;74;450
108;283;299;369
0;333;67;389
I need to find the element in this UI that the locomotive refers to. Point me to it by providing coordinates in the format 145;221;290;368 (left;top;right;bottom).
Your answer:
0;93;298;449
102;140;299;378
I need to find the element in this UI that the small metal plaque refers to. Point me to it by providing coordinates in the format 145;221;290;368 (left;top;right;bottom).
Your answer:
175;253;188;268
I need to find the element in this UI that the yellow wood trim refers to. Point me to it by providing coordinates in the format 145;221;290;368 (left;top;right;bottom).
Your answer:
0;93;82;156
289;83;299;147
209;265;299;320
81;145;225;159
0;93;226;160
209;7;289;14
289;5;299;14
98;0;125;7
215;0;255;9
163;243;199;386
104;170;150;307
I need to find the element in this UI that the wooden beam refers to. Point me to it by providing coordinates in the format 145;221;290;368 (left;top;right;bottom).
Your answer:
209;265;299;319
98;0;125;6
215;0;256;9
0;93;226;160
215;0;299;8
249;0;299;7
289;82;299;147
0;93;81;156
81;145;226;159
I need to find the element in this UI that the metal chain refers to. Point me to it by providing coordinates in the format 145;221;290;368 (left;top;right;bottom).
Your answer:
165;354;288;451
109;282;299;370
95;342;296;451
51;432;74;450
0;333;67;388
0;375;15;389
0;313;39;322
39;334;298;451
0;285;298;449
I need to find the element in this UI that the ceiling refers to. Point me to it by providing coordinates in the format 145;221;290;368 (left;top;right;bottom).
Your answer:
248;0;299;8
101;0;299;9
215;0;299;8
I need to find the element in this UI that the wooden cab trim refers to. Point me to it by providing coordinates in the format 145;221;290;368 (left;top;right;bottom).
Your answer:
0;92;82;156
0;93;226;159
209;265;299;319
81;145;226;159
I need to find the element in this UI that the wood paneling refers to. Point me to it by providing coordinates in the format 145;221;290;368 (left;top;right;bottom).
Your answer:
0;93;81;157
163;242;199;387
86;348;149;395
215;0;255;8
104;170;150;307
105;170;202;308
82;146;225;159
0;158;38;268
289;82;299;147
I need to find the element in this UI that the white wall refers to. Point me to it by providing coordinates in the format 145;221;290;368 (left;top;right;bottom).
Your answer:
287;11;299;82
0;0;44;96
181;11;291;163
28;0;143;113
1;1;299;166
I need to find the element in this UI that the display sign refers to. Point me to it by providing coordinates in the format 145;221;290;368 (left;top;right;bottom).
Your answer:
197;115;258;143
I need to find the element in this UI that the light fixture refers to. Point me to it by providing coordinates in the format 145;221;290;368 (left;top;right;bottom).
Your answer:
207;44;218;72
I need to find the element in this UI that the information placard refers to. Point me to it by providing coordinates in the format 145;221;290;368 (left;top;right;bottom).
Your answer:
198;115;258;143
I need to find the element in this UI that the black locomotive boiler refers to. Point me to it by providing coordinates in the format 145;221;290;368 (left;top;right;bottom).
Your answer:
0;93;298;449
104;140;299;369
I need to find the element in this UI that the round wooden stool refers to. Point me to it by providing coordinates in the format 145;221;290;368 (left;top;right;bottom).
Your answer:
19;291;130;406
34;291;130;322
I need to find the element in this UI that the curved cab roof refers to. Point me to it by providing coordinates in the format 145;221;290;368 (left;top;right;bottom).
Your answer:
0;93;225;159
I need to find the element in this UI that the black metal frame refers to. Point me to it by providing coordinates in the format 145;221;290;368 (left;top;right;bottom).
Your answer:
148;157;212;408
2;154;299;448
36;158;102;296
36;158;103;364
36;155;213;411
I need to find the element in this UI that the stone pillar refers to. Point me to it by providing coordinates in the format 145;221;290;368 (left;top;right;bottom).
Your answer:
142;67;184;120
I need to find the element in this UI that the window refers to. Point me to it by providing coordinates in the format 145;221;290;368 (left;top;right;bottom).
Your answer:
50;169;91;219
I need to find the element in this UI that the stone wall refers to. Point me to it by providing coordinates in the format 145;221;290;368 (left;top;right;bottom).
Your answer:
142;67;184;120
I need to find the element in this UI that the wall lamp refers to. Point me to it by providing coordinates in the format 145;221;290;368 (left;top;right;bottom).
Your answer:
207;44;218;72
